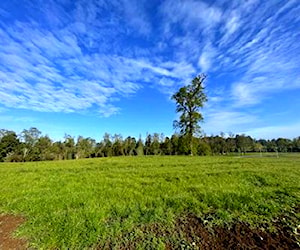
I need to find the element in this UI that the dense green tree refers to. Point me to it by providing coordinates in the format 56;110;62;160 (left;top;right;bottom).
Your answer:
225;137;236;153
36;136;53;161
208;136;224;155
172;74;207;154
253;142;264;156
236;134;254;154
112;134;124;156
76;136;96;159
266;139;277;152
177;135;190;155
123;136;136;156
150;133;161;155
94;142;105;157
0;130;21;162
102;133;113;157
197;140;212;156
63;135;76;160
20;127;42;161
292;137;300;152
52;141;64;160
144;134;152;155
170;134;179;155
135;137;144;156
276;138;292;153
1;126;299;162
161;137;173;155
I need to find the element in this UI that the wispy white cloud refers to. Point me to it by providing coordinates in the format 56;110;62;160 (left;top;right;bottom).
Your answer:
243;122;300;140
213;1;300;107
203;110;258;135
120;0;151;36
198;43;218;73
1;115;37;123
224;12;240;35
160;0;222;34
196;0;300;139
0;1;197;117
0;0;299;131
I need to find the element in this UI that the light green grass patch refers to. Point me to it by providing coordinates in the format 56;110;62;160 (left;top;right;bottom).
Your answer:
0;155;300;248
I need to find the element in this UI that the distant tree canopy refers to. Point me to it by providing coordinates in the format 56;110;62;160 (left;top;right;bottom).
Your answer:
0;127;299;162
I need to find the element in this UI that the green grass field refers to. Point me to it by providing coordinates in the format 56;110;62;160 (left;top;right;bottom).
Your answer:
1;155;300;248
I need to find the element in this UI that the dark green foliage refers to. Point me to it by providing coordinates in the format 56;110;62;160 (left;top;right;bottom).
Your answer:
161;137;172;155
0;130;21;161
112;134;124;156
150;133;161;155
197;140;212;156
20;127;42;161
276;138;291;152
63;135;76;160
172;74;207;137
123;136;137;156
136;138;144;156
35;136;54;161
236;134;254;154
102;133;113;157
177;135;191;155
76;136;96;159
0;127;300;162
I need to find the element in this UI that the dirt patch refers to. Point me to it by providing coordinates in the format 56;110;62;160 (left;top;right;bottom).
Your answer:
108;207;300;249
171;214;300;249
0;214;27;250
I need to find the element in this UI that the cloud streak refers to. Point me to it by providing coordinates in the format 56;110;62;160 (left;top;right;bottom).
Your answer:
0;1;196;116
0;0;299;128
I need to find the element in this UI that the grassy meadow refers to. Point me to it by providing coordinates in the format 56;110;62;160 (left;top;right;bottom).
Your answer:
0;155;300;248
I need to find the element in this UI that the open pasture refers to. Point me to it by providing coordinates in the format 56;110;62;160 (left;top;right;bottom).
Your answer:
0;155;300;248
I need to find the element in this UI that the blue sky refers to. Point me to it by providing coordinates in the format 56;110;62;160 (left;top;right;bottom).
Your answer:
0;0;299;141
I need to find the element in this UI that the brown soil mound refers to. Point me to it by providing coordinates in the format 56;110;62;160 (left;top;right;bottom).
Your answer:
114;208;300;249
171;214;300;249
0;214;27;250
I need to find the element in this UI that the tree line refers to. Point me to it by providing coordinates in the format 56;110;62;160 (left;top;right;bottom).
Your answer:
0;127;299;162
1;74;299;162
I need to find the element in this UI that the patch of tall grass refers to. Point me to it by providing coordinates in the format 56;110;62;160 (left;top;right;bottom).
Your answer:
0;155;299;248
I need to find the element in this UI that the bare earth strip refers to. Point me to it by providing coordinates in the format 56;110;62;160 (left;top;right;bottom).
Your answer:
0;215;27;250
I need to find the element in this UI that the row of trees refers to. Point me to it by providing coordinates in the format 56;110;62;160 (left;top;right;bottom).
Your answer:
1;75;299;162
1;127;300;162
